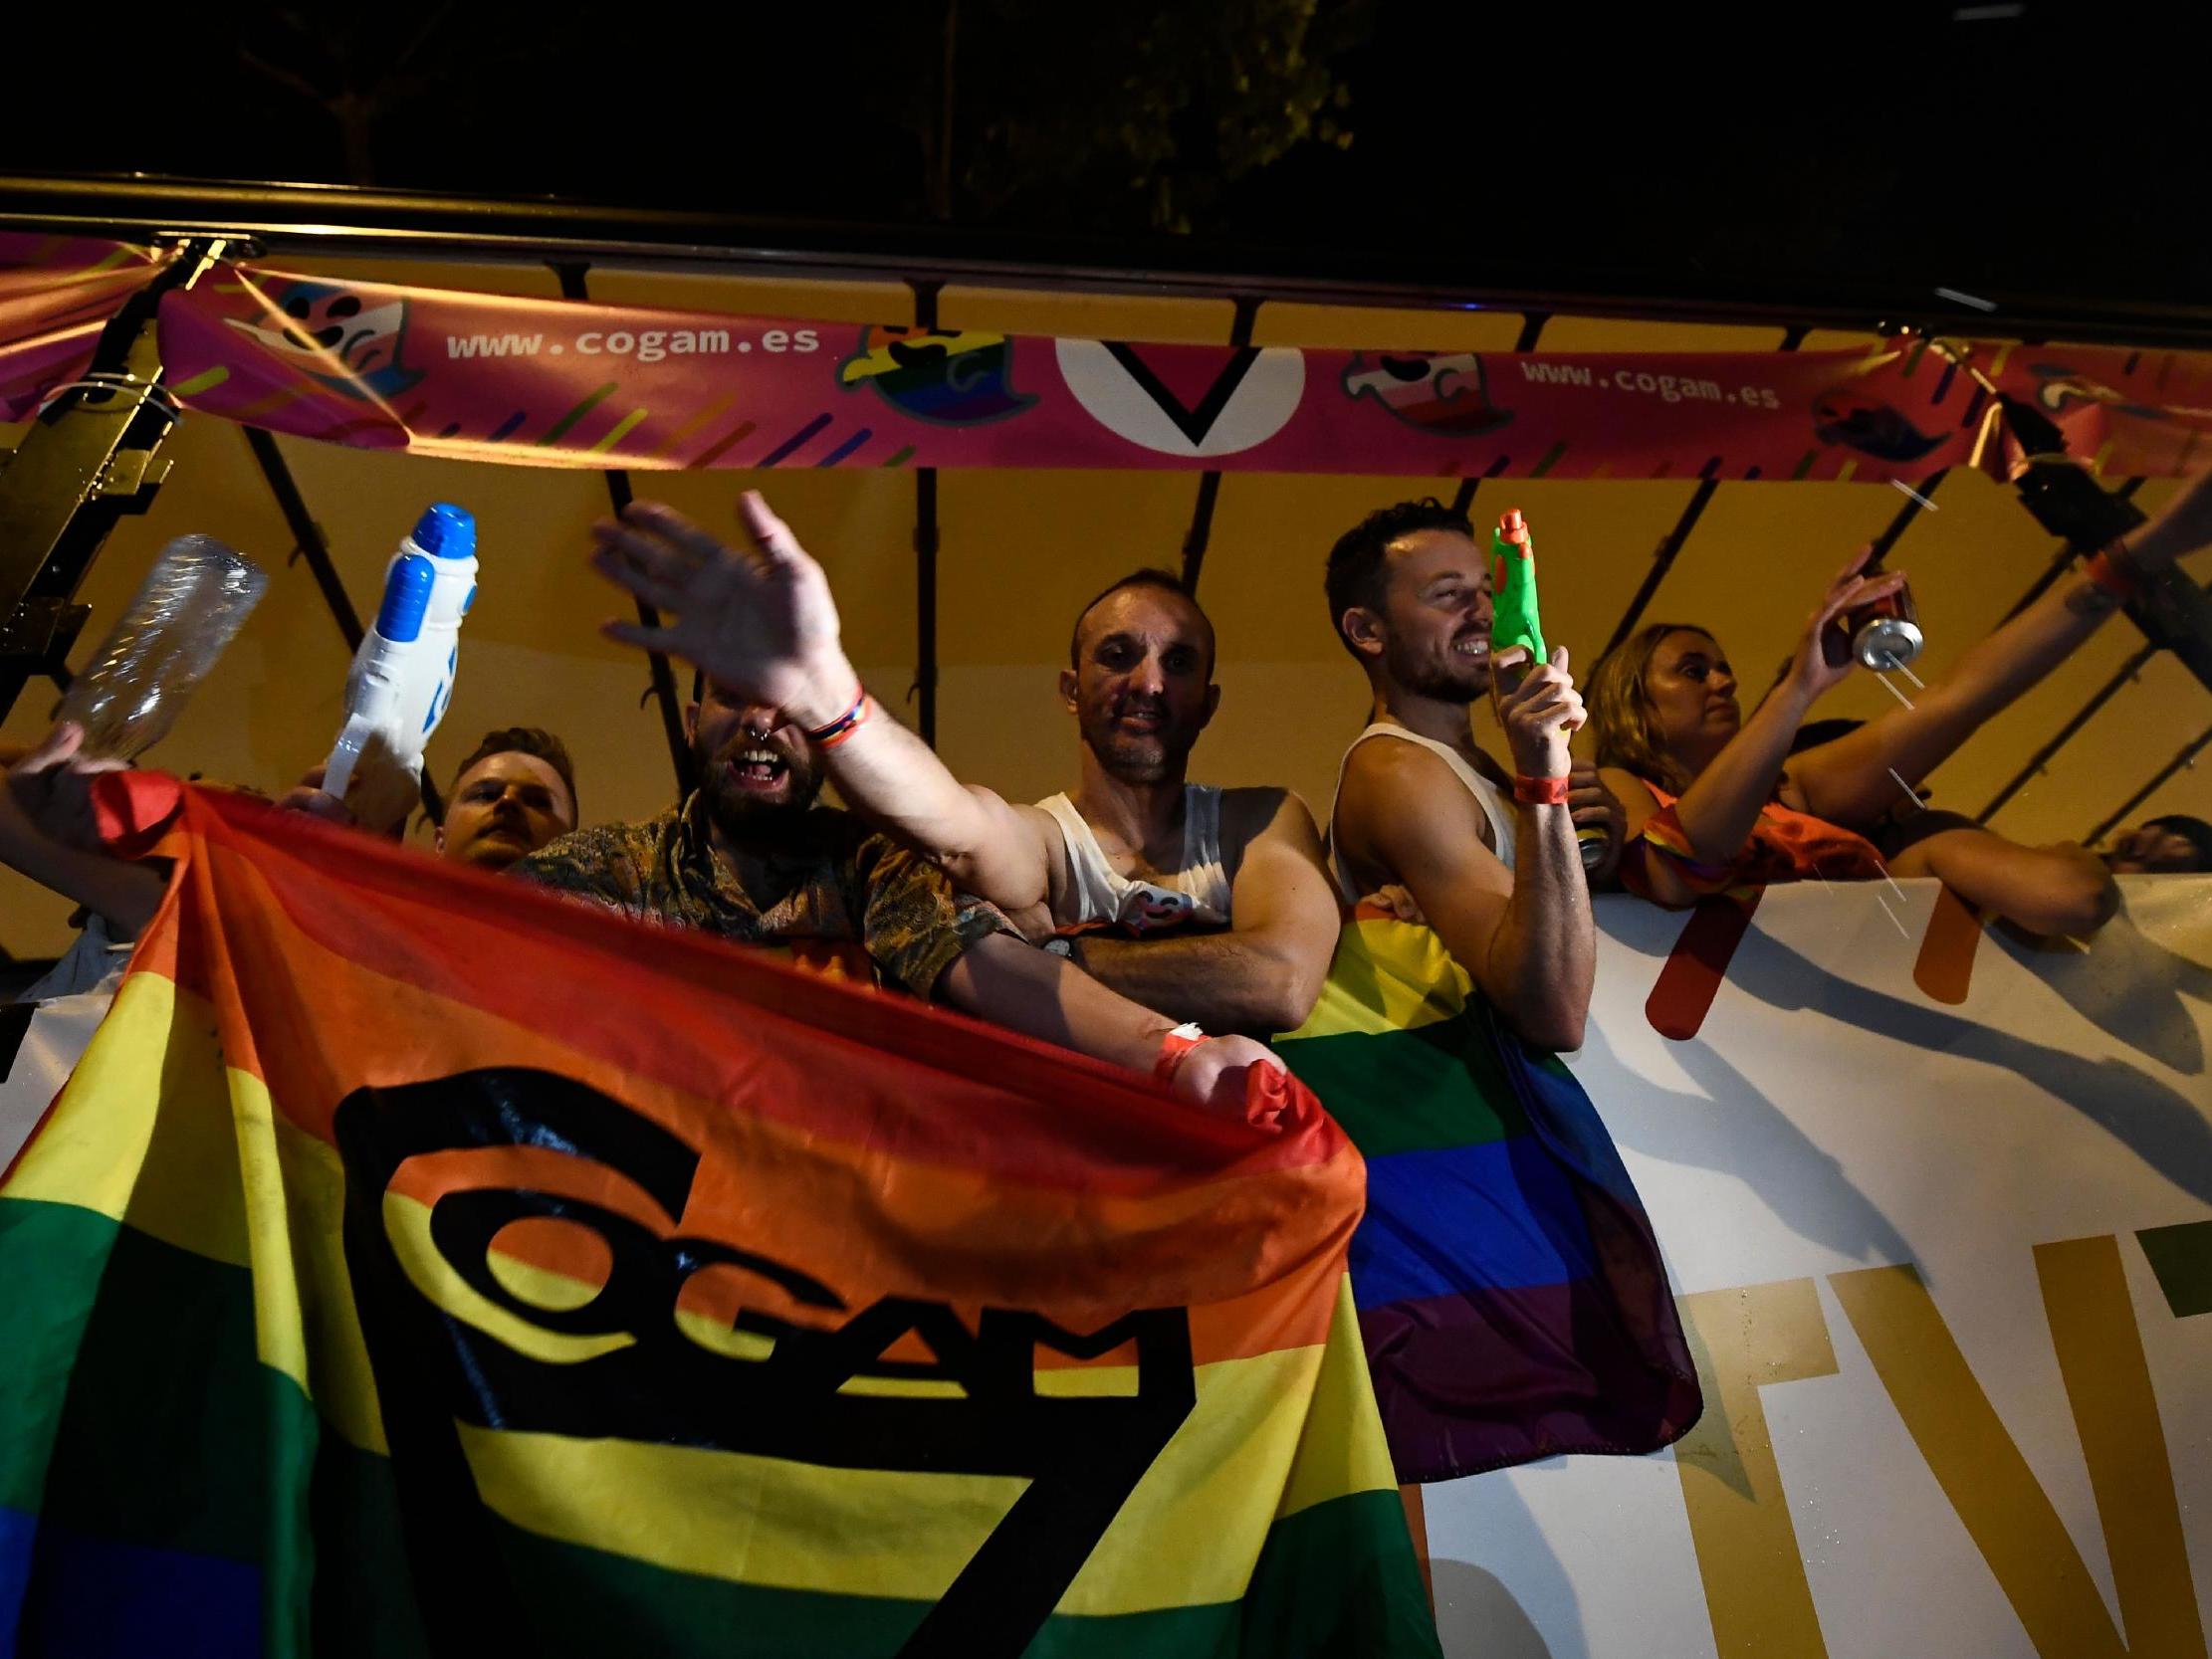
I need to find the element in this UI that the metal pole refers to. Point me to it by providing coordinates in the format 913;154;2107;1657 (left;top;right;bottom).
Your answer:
1451;311;1550;518
0;238;228;721
1864;467;1947;569
1975;641;2157;824
1994;479;2146;626
1597;477;1722;664
243;427;363;649
14;175;2212;347
241;423;444;823
910;279;944;747
550;262;695;799
1592;325;1811;666
2083;722;2212;848
1179;296;1262;594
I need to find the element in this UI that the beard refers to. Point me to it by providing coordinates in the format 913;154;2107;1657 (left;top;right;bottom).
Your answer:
1386;631;1488;706
1078;699;1195;786
694;733;822;843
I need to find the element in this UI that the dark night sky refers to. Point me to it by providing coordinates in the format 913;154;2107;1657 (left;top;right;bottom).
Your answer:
8;1;2201;311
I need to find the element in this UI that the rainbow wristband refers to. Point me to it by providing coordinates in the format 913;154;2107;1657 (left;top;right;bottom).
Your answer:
803;685;870;748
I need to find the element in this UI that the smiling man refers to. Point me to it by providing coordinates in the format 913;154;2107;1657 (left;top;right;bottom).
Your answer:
585;493;1342;1039
1323;499;1601;1052
518;544;1285;1115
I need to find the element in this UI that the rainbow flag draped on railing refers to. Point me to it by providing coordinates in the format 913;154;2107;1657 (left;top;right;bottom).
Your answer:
1276;904;1701;1484
0;776;1438;1659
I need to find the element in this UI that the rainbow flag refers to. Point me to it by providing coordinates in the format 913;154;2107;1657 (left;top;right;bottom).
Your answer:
1275;905;1701;1483
0;776;1439;1658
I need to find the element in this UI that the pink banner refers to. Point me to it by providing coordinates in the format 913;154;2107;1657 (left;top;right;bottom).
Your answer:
11;244;2212;481
0;235;177;421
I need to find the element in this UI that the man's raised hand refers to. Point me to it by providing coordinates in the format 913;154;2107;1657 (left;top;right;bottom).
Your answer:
4;723;127;853
1491;644;1586;779
590;492;857;726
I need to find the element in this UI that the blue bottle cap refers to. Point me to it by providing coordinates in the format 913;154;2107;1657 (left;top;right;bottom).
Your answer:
410;503;476;561
375;553;437;644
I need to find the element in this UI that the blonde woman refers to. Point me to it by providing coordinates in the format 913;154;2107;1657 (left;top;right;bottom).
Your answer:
1584;477;2212;932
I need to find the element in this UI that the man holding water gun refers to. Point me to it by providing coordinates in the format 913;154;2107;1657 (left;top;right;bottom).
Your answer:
1322;499;1611;1052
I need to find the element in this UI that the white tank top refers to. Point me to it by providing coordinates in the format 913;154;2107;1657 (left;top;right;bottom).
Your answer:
1035;787;1232;933
1327;725;1517;903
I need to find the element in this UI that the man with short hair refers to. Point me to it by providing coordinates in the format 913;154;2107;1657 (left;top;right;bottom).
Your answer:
1323;498;1599;1051
514;626;1281;1110
587;493;1342;1037
435;726;579;870
284;725;579;873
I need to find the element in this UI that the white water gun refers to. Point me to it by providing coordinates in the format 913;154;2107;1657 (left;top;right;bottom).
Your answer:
324;503;478;799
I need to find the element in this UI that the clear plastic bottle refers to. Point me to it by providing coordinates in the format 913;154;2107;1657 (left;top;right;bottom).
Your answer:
55;534;269;760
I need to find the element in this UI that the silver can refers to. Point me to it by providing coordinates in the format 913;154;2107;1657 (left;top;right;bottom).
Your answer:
1853;614;1924;671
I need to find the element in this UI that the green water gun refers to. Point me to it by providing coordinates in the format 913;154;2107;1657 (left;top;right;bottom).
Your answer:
1490;508;1546;665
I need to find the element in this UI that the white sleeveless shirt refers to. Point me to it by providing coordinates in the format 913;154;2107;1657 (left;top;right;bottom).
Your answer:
1035;787;1232;933
1327;725;1516;903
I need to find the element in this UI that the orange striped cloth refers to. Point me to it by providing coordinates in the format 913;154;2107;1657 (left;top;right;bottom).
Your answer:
1621;779;1887;903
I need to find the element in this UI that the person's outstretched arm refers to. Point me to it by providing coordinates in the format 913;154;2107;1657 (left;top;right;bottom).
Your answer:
937;933;1285;1115
1641;550;1902;866
1;724;165;938
1887;826;2117;937
1795;470;2212;828
589;492;1057;915
1066;790;1340;1034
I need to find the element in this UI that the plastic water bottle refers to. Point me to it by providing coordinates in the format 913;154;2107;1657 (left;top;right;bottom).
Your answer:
324;504;478;798
55;534;268;759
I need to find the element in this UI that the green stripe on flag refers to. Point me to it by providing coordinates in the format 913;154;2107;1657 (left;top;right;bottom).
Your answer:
1;1198;1438;1656
1277;1014;1530;1157
0;1196;426;1657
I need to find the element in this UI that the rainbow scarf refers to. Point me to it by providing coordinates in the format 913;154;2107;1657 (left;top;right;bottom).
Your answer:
1276;904;1701;1482
0;777;1438;1658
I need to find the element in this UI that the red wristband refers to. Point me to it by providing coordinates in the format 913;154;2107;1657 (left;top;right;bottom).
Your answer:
2084;544;2140;601
1154;1022;1207;1083
1513;772;1572;806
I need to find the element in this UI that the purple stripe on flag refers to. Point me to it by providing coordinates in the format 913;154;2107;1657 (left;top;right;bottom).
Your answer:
1362;1280;1703;1483
0;1509;260;1658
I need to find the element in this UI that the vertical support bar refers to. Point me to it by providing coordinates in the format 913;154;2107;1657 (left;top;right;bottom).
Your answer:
1863;468;1947;570
1996;478;2146;626
1452;311;1552;518
910;279;944;747
2084;722;2212;848
0;238;229;721
1977;641;2158;823
550;262;695;799
1179;295;1262;594
1598;476;1723;664
1593;325;1809;666
243;422;442;822
243;426;363;650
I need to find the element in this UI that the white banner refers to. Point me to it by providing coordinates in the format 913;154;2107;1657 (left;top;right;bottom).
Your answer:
1426;876;2212;1658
